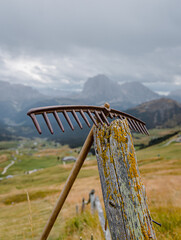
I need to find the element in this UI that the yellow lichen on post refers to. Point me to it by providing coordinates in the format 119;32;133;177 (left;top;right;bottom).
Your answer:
94;119;156;240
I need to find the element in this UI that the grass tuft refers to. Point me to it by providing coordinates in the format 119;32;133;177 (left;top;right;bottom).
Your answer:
151;206;181;240
26;191;34;240
1;189;59;205
58;210;102;240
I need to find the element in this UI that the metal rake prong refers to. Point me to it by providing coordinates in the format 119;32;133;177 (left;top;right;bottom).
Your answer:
80;110;91;127
129;119;137;131
138;123;146;135
53;111;65;132
118;114;124;120
130;119;138;132
126;118;133;130
118;115;134;131
129;119;138;132
135;121;146;133
72;110;83;129
143;124;149;135
63;110;74;130
132;120;141;133
42;112;54;134
132;120;140;132
87;110;98;127
100;111;110;126
109;112;114;119
30;113;42;134
134;121;144;134
94;111;104;125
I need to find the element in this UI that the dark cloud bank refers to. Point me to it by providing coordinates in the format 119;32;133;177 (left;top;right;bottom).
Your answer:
0;0;181;94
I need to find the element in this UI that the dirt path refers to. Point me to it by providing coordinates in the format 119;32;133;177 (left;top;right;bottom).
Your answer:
2;161;15;175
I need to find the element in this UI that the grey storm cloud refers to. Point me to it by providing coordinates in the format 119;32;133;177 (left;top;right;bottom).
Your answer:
0;0;181;93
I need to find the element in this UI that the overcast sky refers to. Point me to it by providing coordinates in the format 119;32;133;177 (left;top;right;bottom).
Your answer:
0;0;181;94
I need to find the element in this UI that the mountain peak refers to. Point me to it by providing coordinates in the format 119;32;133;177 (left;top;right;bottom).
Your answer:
81;75;159;106
82;75;121;103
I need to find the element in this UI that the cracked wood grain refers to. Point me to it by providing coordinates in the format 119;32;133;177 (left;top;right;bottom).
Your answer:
94;119;156;240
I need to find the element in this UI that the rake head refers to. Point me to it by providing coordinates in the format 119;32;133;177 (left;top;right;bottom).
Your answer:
27;104;149;135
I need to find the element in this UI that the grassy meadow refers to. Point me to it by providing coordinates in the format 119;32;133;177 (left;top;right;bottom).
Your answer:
0;129;181;239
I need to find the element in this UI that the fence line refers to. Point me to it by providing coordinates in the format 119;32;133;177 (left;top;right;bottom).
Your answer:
80;189;111;240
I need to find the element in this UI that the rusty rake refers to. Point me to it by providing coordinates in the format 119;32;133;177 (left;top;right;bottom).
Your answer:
27;103;149;240
27;104;149;135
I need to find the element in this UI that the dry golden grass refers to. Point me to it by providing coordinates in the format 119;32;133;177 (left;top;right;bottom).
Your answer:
1;167;180;239
33;145;74;157
0;135;180;239
0;154;8;164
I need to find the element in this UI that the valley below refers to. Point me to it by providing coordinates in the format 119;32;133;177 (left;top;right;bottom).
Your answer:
0;128;180;239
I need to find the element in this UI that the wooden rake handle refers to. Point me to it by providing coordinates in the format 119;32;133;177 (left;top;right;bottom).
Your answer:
39;125;95;240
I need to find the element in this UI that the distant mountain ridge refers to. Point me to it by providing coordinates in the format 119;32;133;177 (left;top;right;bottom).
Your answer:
0;75;161;125
0;77;180;145
80;75;160;106
0;80;45;109
0;80;48;124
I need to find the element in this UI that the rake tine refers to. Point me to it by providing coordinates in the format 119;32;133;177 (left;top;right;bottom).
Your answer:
100;111;110;126
63;110;74;130
94;111;104;125
128;119;136;130
135;121;144;134
138;123;146;135
72;110;83;129
109;112;114;119
129;119;138;132
53;111;65;132
30;113;42;134
132;120;141;133
87;110;98;127
126;118;133;130
118;114;123;120
143;124;149;135
137;123;146;135
132;120;140;133
118;115;136;131
80;110;91;127
42;112;54;134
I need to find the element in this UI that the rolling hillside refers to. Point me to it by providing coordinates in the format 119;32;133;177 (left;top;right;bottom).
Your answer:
127;98;181;129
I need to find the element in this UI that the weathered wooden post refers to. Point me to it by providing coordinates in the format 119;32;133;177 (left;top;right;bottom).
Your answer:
94;119;156;240
89;189;96;214
81;198;85;213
